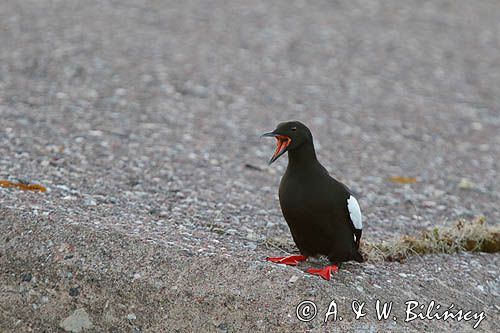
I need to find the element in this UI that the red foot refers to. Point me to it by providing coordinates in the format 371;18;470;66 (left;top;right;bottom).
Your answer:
306;265;339;281
266;255;308;266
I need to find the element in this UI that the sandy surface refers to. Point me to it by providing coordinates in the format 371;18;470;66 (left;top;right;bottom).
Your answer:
1;0;499;332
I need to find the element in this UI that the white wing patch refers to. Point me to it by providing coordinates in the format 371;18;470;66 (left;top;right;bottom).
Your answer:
347;195;362;230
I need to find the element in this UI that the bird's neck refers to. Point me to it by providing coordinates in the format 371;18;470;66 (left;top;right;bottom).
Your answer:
287;142;321;169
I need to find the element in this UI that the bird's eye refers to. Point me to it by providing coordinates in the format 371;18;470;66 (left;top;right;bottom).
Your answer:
291;127;297;131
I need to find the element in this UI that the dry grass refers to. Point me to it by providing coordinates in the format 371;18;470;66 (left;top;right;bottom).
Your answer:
263;217;500;263
362;217;500;262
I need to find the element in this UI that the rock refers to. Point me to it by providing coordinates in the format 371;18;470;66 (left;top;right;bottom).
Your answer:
127;313;137;321
59;308;93;332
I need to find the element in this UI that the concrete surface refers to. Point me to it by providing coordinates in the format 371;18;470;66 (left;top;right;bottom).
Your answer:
1;0;499;332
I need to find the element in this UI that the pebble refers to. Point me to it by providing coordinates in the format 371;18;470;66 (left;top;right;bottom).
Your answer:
59;308;93;332
83;199;97;206
471;122;483;131
422;201;436;208
458;179;474;190
69;287;80;297
216;322;229;333
245;232;259;241
225;229;238;235
479;144;489;152
21;272;32;282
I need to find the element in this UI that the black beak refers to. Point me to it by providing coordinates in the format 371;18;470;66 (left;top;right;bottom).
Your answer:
261;131;292;165
260;132;277;138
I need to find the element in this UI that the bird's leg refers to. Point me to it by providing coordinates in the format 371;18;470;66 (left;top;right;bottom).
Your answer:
266;255;308;266
306;264;339;281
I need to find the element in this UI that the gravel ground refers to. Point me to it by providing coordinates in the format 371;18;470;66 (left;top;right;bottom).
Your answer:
1;0;499;332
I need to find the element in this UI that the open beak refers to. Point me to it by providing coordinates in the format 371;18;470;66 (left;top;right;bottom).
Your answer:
261;132;292;164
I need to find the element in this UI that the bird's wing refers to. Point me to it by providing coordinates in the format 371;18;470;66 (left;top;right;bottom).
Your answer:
347;195;362;230
333;181;363;247
347;195;363;249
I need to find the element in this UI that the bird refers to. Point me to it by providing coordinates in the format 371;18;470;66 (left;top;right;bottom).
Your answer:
262;121;363;280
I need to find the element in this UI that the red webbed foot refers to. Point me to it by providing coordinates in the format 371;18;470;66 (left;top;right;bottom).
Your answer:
306;265;339;280
266;255;308;266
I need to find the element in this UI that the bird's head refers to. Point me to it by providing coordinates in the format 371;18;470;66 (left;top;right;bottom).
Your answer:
261;121;313;164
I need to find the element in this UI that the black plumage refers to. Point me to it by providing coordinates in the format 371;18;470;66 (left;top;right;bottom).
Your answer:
263;121;363;279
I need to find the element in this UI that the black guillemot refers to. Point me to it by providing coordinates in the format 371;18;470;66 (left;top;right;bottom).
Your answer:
262;121;363;280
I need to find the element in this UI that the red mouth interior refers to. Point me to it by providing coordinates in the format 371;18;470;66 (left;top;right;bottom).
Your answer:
272;135;292;160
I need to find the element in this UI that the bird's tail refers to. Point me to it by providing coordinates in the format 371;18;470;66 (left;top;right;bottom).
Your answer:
352;250;364;263
352;228;364;262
